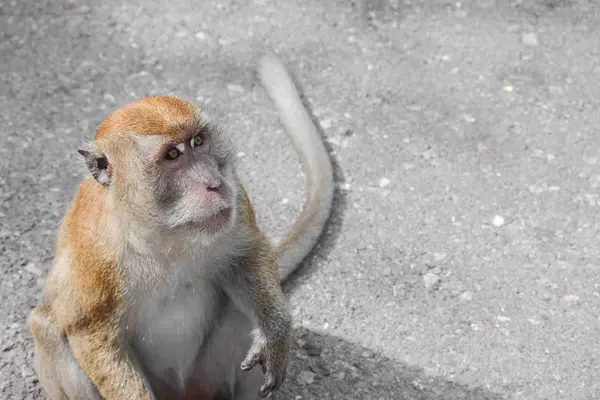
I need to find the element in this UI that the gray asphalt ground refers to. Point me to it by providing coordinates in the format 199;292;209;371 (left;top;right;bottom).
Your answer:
2;0;600;399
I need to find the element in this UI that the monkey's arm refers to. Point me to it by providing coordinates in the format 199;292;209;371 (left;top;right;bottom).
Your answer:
225;241;292;398
66;325;156;400
223;189;292;397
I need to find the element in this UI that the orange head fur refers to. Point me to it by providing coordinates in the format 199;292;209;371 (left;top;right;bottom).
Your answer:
76;95;238;236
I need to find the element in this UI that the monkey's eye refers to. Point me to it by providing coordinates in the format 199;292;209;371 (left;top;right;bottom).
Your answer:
190;134;203;148
165;147;181;160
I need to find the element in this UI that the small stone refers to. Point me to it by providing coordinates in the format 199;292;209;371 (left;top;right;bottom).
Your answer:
421;148;435;160
302;343;322;356
528;184;544;194
379;177;390;188
562;294;580;302
236;152;246;158
433;252;447;262
497;315;511;322
522;32;539;47
334;371;347;380
227;83;244;93
195;31;207;40
103;93;116;103
492;215;505;227
2;343;14;352
423;273;440;289
24;263;43;276
321;119;332;129
460;291;473;302
281;198;289;205
299;370;316;385
463;114;476;123
503;85;514;93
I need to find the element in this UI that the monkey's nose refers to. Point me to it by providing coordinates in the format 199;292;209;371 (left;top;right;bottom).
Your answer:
206;181;221;192
201;179;223;196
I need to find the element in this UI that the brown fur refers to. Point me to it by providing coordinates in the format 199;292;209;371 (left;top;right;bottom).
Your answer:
28;55;334;400
29;94;290;400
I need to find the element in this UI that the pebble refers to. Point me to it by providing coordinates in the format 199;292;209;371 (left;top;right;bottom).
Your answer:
23;263;42;276
433;252;447;262
195;31;207;40
334;371;347;380
562;294;580;302
528;184;544;194
460;291;473;302
463;114;476;123
299;370;316;385
321;119;332;129
492;215;505;227
302;343;322;356
227;83;244;93
497;315;511;322
379;177;390;188
421;148;435;160
423;272;440;289
522;32;539;47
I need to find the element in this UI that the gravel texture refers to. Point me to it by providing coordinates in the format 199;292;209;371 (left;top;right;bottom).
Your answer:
2;0;600;399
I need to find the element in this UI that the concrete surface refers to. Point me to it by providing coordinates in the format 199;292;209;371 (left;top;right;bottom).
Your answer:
1;0;600;399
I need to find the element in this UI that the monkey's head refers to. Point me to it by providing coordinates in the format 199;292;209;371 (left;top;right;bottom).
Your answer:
79;95;237;238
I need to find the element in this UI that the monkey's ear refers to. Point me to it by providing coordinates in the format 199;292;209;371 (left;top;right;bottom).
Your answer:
77;148;112;186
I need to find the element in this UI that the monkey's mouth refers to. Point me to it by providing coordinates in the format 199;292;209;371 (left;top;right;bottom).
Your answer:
191;207;232;231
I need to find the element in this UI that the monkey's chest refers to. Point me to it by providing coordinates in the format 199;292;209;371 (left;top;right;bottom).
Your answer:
131;279;219;389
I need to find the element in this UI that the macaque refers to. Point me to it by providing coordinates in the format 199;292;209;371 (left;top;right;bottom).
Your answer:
27;54;334;400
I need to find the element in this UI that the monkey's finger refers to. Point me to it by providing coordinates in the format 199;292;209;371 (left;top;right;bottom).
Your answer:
259;375;276;397
240;351;261;371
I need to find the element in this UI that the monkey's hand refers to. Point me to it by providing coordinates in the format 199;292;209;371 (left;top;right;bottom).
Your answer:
241;327;291;397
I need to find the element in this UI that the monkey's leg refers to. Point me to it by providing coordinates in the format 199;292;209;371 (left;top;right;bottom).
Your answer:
28;305;102;400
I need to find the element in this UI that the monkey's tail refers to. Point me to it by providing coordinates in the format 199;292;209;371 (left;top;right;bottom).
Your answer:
257;53;335;282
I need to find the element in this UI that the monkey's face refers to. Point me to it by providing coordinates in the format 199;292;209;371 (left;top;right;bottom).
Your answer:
83;96;238;238
134;121;237;236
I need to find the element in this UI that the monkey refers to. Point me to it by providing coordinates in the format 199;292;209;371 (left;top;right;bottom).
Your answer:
26;53;334;400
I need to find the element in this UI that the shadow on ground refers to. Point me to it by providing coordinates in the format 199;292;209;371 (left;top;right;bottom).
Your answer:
279;327;505;400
